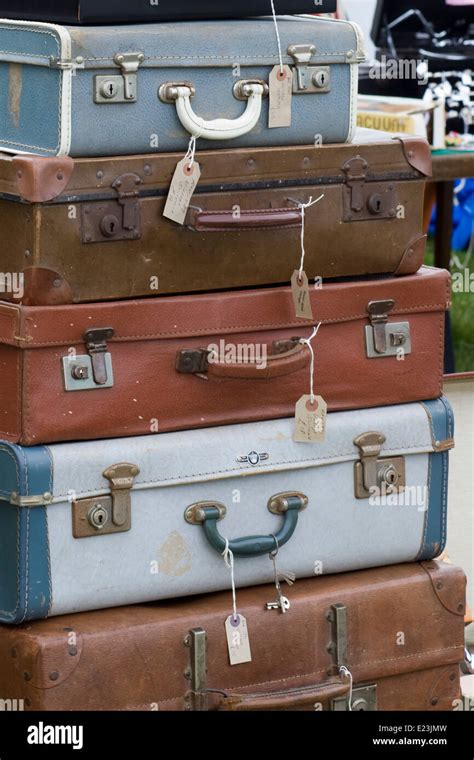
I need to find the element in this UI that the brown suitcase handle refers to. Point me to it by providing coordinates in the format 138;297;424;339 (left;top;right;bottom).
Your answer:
206;343;309;380
186;206;302;231
218;677;350;711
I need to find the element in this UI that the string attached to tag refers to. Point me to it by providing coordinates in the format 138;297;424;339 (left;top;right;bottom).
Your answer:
300;323;321;404
291;195;324;320
294;323;328;443
339;666;354;712
223;539;238;624
268;0;293;128
163;133;202;225
223;539;252;666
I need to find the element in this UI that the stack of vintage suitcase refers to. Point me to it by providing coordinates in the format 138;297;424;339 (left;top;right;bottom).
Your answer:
0;3;467;712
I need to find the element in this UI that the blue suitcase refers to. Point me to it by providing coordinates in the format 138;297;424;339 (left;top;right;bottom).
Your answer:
0;15;364;157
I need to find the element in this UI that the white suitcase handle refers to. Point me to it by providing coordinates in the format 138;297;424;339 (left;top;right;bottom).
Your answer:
171;84;265;141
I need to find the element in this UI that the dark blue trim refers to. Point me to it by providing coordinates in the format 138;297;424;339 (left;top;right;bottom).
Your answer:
0;443;53;625
417;397;454;562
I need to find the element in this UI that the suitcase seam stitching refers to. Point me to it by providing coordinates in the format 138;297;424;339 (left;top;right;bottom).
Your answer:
0;446;21;617
44;446;53;617
48;443;438;498
16;445;29;624
10;304;449;346
154;646;463;704
0;25;62;154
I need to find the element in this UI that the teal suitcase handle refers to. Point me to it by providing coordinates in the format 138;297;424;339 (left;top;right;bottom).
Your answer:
184;492;309;558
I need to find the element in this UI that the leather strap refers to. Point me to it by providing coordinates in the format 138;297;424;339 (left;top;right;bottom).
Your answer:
218;678;350;711
186;206;302;232
207;343;309;380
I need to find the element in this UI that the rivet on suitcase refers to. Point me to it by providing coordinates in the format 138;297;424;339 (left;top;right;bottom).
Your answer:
0;16;364;157
0;397;453;622
0;563;465;711
0;130;431;304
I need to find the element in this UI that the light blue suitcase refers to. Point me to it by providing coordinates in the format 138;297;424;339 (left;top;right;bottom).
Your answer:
0;397;453;623
0;15;365;157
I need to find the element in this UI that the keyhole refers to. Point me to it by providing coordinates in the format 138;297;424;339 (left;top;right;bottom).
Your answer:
367;194;385;216
100;214;120;238
100;80;119;100
313;70;329;89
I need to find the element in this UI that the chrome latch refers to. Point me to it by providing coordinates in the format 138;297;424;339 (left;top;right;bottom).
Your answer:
81;172;142;244
333;684;377;712
184;628;208;712
354;432;406;499
72;462;140;538
94;52;145;104
62;328;115;391
287;44;330;93
365;300;412;358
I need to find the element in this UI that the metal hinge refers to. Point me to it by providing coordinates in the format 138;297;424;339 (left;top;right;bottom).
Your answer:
184;628;208;712
72;462;140;538
365;300;412;358
287;44;331;93
326;604;348;670
342;156;397;222
10;492;53;507
94;52;145;104
354;432;406;499
62;327;115;391
81;172;142;244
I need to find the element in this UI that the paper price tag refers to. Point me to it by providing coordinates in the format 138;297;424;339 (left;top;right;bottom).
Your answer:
294;395;327;443
163;158;201;225
291;270;313;320
225;614;252;666
269;65;293;129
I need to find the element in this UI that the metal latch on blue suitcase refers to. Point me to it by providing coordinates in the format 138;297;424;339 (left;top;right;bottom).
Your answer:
94;53;145;104
62;328;114;390
354;432;406;499
72;462;140;538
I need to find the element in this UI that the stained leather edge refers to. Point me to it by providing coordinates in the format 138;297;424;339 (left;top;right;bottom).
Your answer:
393;234;427;276
421;561;467;616
12;156;75;203
22;268;74;307
396;136;433;178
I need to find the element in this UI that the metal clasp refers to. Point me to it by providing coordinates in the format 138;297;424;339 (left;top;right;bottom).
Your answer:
94;52;145;104
326;604;348;669
354;432;406;499
81;172;142;244
287;44;330;93
72;462;140;538
63;328;115;391
342;157;397;222
365;300;412;358
184;628;208;712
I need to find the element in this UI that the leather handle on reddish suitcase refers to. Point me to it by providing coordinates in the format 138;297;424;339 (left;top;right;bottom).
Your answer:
186;206;303;232
218;677;351;711
184;492;309;558
176;341;310;380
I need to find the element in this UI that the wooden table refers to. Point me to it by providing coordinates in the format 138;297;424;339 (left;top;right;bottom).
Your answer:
431;150;474;270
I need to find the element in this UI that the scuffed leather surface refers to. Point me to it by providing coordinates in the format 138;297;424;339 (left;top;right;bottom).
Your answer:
37;403;446;616
0;17;359;156
0;563;464;711
0;267;449;445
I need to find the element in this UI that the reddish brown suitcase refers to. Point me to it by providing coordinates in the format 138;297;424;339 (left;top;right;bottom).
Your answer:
0;266;449;445
0;562;465;712
0;130;431;306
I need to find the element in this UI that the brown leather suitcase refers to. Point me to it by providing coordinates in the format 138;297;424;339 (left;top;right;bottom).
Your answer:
0;129;431;306
0;266;449;445
0;562;465;711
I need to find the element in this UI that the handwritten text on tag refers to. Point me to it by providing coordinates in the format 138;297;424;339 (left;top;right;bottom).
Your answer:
269;65;293;129
294;395;327;443
163;158;201;226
